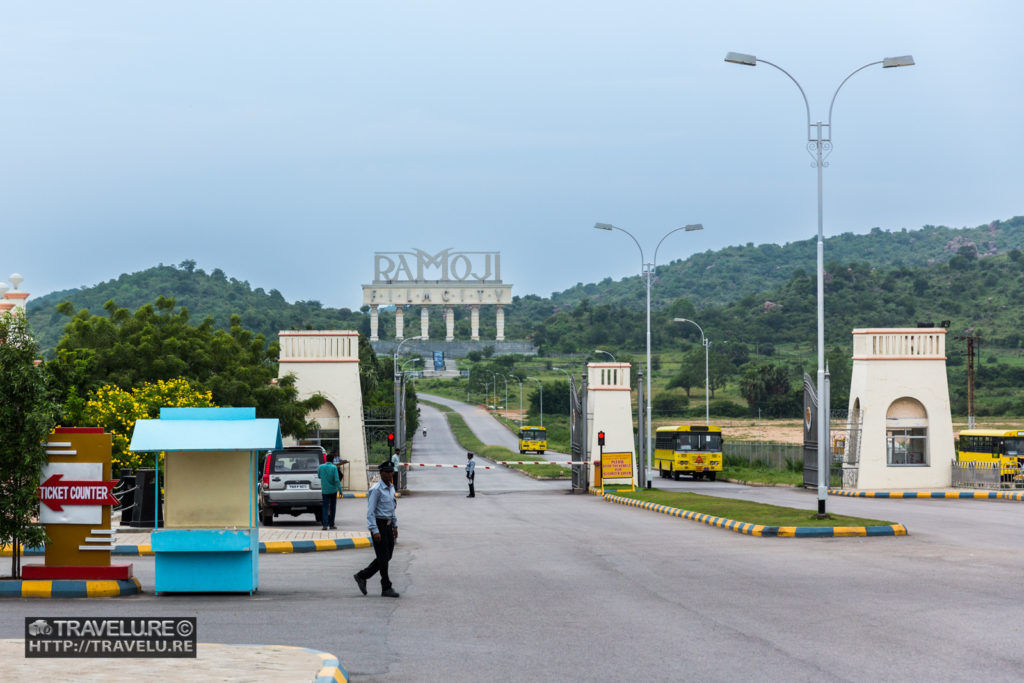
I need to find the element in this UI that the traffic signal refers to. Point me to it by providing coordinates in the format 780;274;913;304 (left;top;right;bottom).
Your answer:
597;431;605;446
387;433;395;451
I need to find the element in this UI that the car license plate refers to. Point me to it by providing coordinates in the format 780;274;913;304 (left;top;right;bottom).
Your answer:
287;483;308;490
696;467;704;472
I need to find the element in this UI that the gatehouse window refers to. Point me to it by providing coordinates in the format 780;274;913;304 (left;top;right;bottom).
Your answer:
885;397;928;466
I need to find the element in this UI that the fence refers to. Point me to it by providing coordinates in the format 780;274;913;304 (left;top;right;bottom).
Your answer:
951;460;1024;489
723;442;802;470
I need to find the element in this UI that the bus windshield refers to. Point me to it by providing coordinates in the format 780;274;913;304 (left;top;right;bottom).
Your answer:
674;433;722;452
1003;437;1024;456
521;429;546;441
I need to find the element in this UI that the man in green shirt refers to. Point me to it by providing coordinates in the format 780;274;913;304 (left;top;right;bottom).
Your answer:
317;457;342;530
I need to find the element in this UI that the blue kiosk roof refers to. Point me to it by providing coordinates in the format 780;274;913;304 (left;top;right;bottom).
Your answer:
129;407;283;452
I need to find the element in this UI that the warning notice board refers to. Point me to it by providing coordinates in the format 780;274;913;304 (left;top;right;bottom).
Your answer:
601;452;633;479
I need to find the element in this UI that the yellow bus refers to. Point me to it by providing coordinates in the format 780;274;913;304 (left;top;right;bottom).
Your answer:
957;429;1024;480
654;425;723;481
519;426;547;455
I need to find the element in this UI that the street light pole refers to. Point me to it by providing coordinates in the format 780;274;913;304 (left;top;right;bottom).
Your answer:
594;222;703;489
674;318;709;426
593;349;616;362
392;336;425;452
725;51;914;515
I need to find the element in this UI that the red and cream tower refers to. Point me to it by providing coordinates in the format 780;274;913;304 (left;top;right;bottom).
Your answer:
0;273;29;315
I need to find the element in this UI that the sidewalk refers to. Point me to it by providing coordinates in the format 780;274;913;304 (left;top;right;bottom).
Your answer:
1;639;347;682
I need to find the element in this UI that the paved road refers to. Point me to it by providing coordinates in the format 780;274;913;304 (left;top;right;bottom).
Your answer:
6;396;1024;681
408;399;565;494
419;393;521;452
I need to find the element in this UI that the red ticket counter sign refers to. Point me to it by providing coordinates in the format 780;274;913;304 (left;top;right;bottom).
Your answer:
38;473;118;511
22;428;133;581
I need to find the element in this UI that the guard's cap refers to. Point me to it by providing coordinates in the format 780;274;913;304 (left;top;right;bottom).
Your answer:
378;461;395;473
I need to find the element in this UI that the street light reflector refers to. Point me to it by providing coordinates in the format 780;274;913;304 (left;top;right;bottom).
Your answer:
673;318;689;323
882;55;915;68
684;224;703;232
594;222;615;231
725;51;757;66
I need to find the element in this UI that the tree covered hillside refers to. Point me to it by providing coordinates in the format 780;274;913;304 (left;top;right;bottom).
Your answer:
28;261;368;355
549;216;1024;310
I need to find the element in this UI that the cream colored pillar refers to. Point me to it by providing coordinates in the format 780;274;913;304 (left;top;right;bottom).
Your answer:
278;331;369;491
420;307;430;339
586;362;637;489
846;328;953;490
369;305;379;341
495;305;505;341
395;305;404;340
445;306;455;342
470;305;480;341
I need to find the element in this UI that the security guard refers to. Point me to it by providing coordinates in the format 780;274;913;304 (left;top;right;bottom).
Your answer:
354;461;400;598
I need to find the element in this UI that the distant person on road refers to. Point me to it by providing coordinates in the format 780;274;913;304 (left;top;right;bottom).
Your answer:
354;461;400;598
317;455;341;530
466;452;476;498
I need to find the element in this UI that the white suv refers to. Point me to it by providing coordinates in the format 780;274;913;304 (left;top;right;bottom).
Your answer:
258;446;328;525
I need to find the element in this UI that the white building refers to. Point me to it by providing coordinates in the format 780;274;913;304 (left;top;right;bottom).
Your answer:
845;328;953;490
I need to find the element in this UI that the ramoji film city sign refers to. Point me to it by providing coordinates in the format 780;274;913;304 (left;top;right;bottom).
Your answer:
362;249;512;305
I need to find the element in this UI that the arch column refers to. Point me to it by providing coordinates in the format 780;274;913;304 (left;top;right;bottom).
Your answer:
395;305;404;340
495;305;505;341
445;306;455;342
420;307;430;339
369;305;379;341
470;305;480;341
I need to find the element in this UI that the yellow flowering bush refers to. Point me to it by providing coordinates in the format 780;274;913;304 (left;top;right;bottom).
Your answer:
80;379;215;472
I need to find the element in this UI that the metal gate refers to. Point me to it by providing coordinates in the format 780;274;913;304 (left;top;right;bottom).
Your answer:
569;373;588;492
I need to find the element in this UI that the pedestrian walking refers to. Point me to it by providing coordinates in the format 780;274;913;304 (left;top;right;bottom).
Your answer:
317;454;341;530
466;451;476;498
354;461;400;598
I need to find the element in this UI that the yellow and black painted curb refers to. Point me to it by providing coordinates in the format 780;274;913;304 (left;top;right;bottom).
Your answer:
0;576;142;598
828;488;1024;501
225;644;348;682
603;493;908;538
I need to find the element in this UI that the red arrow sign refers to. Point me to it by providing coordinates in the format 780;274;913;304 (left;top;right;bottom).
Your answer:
37;473;118;512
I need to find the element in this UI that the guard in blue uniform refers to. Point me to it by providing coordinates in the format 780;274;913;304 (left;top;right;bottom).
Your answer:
354;461;400;598
466;452;476;498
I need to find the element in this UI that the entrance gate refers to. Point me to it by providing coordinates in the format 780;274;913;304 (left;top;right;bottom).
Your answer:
570;373;588;492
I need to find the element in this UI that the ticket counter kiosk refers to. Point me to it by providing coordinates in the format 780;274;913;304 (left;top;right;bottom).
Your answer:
129;407;281;594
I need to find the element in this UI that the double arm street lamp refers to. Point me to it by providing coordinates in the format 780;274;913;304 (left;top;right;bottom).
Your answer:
674;318;709;426
594;222;704;488
725;51;914;515
393;336;425;450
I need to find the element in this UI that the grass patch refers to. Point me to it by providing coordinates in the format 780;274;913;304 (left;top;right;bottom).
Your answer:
614;489;895;527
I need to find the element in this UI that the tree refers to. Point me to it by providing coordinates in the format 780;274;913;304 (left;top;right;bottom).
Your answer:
739;362;800;418
67;379;215;472
0;314;58;577
47;298;323;442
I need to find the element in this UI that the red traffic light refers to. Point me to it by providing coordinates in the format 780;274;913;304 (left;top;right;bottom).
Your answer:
597;431;605;446
387;433;395;446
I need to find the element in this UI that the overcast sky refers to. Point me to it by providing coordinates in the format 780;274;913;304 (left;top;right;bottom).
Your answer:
2;2;1021;310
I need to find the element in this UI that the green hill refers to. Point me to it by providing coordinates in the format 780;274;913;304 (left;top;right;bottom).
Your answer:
27;261;368;355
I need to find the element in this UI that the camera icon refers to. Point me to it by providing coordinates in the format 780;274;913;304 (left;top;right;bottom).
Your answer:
28;619;52;636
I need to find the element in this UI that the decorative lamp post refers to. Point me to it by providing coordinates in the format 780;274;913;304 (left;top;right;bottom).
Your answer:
593;222;703;488
674;318;710;426
725;50;914;515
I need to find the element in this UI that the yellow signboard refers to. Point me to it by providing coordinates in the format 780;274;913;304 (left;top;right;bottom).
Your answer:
601;452;633;479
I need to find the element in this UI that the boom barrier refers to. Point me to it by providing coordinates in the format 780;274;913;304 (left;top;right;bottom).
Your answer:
402;461;591;469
